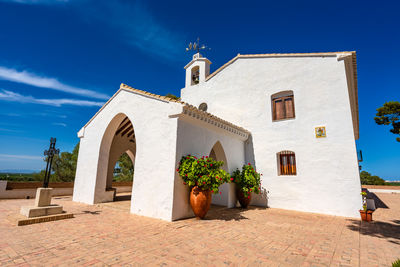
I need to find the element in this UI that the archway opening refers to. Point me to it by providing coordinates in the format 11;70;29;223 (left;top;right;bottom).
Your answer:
209;141;229;206
103;115;136;205
113;152;134;182
112;152;134;201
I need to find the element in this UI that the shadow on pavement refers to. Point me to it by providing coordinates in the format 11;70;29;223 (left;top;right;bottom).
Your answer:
205;205;267;221
367;192;389;209
346;219;400;244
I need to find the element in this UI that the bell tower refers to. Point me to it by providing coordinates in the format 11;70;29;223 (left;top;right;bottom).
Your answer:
184;38;211;88
184;53;211;88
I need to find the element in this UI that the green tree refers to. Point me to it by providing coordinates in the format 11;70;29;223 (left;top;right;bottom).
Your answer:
360;171;386;185
374;101;400;142
49;143;80;182
113;153;134;182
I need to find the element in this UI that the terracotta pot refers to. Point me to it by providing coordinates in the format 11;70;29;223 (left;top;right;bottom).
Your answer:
237;189;251;208
359;210;373;222
190;186;212;219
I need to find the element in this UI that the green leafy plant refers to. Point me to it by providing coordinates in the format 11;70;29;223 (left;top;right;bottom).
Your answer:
177;155;230;194
232;163;262;198
392;259;400;267
361;191;367;211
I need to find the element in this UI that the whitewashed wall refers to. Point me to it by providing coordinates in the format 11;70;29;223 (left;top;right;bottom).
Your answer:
73;90;183;221
181;55;362;218
171;116;247;220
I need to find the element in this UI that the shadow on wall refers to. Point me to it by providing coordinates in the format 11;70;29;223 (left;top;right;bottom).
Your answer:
346;219;400;245
245;135;269;207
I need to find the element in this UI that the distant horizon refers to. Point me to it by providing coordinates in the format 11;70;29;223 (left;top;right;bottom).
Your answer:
0;169;399;182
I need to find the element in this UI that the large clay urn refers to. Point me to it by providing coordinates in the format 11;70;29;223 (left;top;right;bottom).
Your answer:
190;186;212;219
236;189;251;208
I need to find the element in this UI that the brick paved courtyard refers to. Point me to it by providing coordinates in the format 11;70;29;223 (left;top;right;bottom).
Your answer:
1;192;399;266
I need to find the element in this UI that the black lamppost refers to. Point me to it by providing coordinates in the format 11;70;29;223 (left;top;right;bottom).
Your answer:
43;138;60;188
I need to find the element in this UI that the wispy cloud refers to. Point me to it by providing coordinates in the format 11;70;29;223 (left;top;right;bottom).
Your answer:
0;66;109;100
0;1;186;60
34;112;67;119
52;122;67;127
0;0;68;4
0;89;104;107
75;1;186;61
109;2;185;60
0;128;23;133
0;154;43;160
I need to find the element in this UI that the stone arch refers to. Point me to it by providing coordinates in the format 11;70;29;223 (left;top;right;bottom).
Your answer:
95;113;136;203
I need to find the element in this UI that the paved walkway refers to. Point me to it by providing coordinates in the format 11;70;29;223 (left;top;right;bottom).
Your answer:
1;192;399;266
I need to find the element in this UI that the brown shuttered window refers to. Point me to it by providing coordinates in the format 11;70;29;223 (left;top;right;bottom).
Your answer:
272;93;295;121
278;151;296;175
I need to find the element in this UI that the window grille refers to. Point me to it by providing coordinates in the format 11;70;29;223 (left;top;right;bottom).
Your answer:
277;150;296;175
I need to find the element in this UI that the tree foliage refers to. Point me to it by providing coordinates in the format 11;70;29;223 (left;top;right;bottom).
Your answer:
360;171;386;185
113;153;134;182
374;101;400;142
50;143;80;182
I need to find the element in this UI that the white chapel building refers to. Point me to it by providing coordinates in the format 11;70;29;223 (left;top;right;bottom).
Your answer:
73;51;362;221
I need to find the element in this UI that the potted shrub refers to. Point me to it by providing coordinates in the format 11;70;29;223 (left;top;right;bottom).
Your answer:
177;155;230;219
359;191;373;222
232;163;262;208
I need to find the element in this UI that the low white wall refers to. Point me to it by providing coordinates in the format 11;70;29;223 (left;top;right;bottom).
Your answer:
0;181;132;199
366;189;400;194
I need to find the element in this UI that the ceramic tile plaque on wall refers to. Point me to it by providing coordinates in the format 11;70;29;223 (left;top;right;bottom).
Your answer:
315;126;326;138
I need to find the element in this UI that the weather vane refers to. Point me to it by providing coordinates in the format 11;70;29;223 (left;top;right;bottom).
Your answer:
186;37;210;54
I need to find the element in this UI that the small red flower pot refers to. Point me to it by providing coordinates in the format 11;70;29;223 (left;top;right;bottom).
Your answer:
359;210;373;222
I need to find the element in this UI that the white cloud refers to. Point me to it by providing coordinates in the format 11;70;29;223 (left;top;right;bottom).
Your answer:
77;1;186;61
0;66;109;100
0;128;23;133
0;1;186;61
0;89;104;107
0;154;43;160
0;0;68;4
52;122;67;127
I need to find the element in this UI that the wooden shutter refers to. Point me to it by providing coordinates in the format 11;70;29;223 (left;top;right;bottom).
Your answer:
289;154;296;175
279;151;296;175
274;99;285;120
284;97;294;119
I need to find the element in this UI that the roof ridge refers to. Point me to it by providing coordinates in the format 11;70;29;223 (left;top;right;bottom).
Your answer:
120;83;184;103
206;51;356;81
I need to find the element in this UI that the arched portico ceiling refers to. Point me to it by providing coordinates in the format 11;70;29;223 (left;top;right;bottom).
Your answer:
115;116;135;143
78;83;250;141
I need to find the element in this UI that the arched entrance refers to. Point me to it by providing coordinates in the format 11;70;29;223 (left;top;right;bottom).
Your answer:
95;114;136;203
209;141;231;207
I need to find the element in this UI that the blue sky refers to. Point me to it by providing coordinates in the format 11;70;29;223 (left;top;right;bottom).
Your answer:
0;0;398;180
